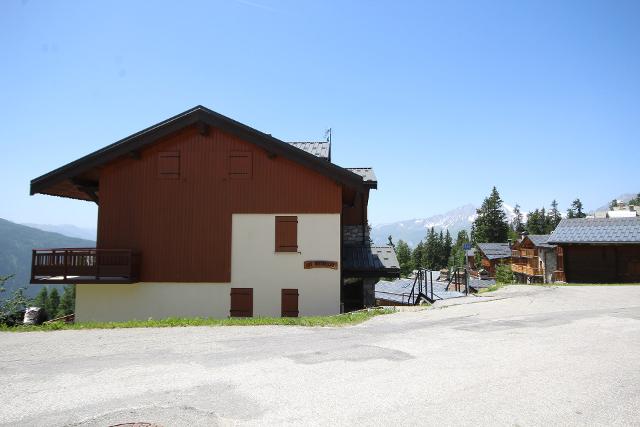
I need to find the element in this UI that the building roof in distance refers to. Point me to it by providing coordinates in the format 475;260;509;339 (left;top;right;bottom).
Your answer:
527;234;556;248
287;141;330;161
342;245;399;277
548;217;640;244
477;242;511;260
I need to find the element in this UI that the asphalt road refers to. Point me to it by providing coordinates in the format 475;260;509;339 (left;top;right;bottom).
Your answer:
1;285;639;426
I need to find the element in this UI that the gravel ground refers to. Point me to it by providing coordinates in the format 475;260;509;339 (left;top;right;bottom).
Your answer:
1;285;639;426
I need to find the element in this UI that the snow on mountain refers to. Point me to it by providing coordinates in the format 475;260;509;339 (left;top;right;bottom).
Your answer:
371;203;522;247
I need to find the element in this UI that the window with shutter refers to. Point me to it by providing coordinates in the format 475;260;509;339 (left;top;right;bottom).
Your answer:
229;151;252;179
281;289;299;317
275;216;298;252
230;288;253;317
158;151;180;179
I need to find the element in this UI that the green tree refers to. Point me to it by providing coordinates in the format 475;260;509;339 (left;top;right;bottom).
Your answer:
413;241;425;270
47;288;60;319
423;227;437;269
628;193;640;206
34;287;48;309
473;187;509;243
443;230;453;267
609;199;618;210
511;204;525;234
395;240;413;277
0;275;31;326
567;198;586;218
58;285;75;317
495;264;514;284
547;199;562;230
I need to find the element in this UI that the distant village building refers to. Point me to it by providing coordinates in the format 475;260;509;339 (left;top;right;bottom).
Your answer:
548;218;640;283
475;243;511;277
594;200;639;218
511;234;558;283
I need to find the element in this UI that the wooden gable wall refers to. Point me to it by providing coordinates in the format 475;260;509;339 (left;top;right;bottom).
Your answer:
97;125;342;283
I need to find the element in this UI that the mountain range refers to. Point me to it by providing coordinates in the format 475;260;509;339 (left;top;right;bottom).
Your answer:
0;219;95;297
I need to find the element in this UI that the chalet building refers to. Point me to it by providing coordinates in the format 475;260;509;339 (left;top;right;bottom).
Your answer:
548;218;640;283
475;243;511;277
29;106;399;322
510;234;558;284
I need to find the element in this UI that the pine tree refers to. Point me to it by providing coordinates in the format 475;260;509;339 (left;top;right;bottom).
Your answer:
548;199;562;230
568;198;586;218
34;287;48;309
628;193;640;206
443;229;453;267
609;199;618;210
473;187;509;243
47;288;60;319
58;285;75;317
412;241;424;270
423;227;437;269
395;240;413;277
511;204;525;233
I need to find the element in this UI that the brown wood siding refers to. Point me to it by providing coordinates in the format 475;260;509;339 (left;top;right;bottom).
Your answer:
275;216;298;252
563;244;640;283
342;188;369;226
281;288;299;317
97;125;342;282
230;288;253;317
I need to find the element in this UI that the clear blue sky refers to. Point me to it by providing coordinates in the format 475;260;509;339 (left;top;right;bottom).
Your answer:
1;0;639;228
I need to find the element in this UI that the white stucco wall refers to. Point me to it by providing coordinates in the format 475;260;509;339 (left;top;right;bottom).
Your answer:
75;213;341;322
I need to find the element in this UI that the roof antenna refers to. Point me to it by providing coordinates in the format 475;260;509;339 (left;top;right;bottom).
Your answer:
324;128;332;144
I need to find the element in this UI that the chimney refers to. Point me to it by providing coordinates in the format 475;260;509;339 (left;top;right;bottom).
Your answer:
520;231;528;241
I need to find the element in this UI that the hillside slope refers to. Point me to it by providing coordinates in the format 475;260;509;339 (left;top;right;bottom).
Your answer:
0;218;95;297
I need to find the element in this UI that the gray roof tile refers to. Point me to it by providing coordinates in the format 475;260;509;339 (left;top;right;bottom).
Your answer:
343;245;399;275
346;167;377;183
527;234;556;248
477;243;511;260
548;218;640;244
288;141;330;160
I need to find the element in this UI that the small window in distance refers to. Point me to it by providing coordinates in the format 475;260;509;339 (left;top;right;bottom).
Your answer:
229;151;252;179
275;216;298;252
158;151;180;179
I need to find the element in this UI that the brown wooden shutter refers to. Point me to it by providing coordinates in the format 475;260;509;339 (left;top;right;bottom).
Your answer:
158;151;180;179
281;289;299;317
275;216;298;252
229;152;252;179
230;288;253;317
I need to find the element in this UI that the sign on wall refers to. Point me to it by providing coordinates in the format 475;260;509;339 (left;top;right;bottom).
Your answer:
304;261;338;270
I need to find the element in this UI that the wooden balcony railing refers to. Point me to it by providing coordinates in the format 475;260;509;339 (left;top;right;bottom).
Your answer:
31;248;140;284
511;264;543;276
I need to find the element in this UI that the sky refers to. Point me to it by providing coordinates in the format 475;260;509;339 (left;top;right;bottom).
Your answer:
1;0;639;229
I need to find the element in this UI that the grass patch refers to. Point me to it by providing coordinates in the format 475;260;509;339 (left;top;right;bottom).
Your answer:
0;307;395;332
478;282;507;294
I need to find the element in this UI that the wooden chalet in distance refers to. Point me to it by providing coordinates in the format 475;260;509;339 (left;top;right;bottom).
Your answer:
475;243;511;277
548;218;640;283
29;106;399;322
510;234;559;284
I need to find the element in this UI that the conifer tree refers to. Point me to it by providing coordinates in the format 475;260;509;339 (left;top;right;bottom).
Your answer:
548;199;562;230
511;204;525;233
443;230;453;267
395;240;413;277
58;285;75;317
567;198;586;218
47;288;60;319
34;287;48;309
472;187;509;243
412;241;424;270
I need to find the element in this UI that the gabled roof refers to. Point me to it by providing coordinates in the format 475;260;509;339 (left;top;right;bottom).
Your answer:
526;234;556;249
288;141;331;161
342;245;400;277
31;106;367;200
476;243;511;260
548;218;640;244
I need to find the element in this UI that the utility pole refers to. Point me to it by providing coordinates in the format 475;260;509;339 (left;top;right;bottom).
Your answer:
325;128;332;143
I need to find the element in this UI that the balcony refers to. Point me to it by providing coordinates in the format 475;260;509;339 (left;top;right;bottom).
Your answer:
31;249;140;284
511;264;543;276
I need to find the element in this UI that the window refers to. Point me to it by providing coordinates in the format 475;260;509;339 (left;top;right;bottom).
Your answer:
275;216;298;252
229;151;252;179
158;151;180;179
230;288;253;317
281;289;299;317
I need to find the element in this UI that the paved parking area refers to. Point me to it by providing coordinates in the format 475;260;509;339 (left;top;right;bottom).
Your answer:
1;285;639;426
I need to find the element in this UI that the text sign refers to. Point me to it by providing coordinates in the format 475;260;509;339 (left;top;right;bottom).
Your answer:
463;243;472;250
304;260;338;270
